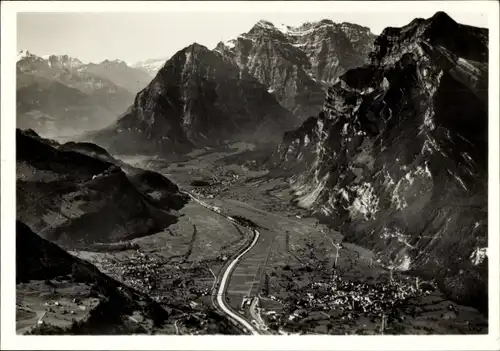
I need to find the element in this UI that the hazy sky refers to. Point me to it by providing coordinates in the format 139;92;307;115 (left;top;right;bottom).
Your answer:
17;10;488;64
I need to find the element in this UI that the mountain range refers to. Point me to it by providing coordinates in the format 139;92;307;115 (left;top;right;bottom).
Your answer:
273;11;488;312
15;12;490;333
16;51;151;138
86;19;375;156
18;19;376;148
131;20;376;118
90;42;300;157
216;19;376;117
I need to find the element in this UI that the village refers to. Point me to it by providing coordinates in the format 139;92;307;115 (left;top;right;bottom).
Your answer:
260;267;437;334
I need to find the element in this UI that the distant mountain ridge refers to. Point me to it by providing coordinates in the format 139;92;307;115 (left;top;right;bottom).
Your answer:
132;58;169;77
78;59;152;94
16;50;152;137
18;18;375;141
17;50;151;94
87;18;375;156
128;19;376;118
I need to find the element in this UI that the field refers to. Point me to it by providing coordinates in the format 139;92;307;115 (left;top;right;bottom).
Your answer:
69;200;249;334
225;228;276;310
73;200;247;290
16;281;99;334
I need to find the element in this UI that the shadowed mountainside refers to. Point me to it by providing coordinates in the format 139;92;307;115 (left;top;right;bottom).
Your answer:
16;129;189;249
89;43;298;157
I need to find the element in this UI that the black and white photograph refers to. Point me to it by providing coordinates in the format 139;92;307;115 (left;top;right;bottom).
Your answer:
1;1;499;349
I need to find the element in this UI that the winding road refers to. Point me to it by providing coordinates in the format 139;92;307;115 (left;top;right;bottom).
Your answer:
181;191;261;335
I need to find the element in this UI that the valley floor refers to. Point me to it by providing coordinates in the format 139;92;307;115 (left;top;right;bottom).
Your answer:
18;144;488;335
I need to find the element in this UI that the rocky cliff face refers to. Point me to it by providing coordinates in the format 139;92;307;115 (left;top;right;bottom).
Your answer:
16;129;189;249
91;43;297;157
274;12;488;311
215;20;376;117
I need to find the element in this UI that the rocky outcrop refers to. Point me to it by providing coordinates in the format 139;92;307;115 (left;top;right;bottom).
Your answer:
91;43;297;157
16;129;189;249
274;114;322;171
274;12;488;311
215;20;376;117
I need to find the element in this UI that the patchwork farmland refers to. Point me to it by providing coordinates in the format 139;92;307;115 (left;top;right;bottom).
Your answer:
225;228;277;310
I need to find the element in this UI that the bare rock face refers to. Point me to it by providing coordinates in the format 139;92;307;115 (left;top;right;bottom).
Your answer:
16;129;189;249
215;20;376;117
274;12;488;311
91;43;297;157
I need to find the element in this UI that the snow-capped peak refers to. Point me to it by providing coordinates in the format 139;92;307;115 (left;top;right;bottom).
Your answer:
273;20;371;38
247;19;337;37
223;39;237;49
256;20;276;30
276;23;293;34
132;57;168;77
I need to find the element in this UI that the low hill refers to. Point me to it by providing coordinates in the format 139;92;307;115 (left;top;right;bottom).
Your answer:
16;129;189;249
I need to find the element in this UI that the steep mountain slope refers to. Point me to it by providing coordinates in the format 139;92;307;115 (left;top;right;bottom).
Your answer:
132;58;168;77
215;20;376;117
80;59;152;94
90;43;297;157
274;12;488;311
16;129;189;249
16;221;170;334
